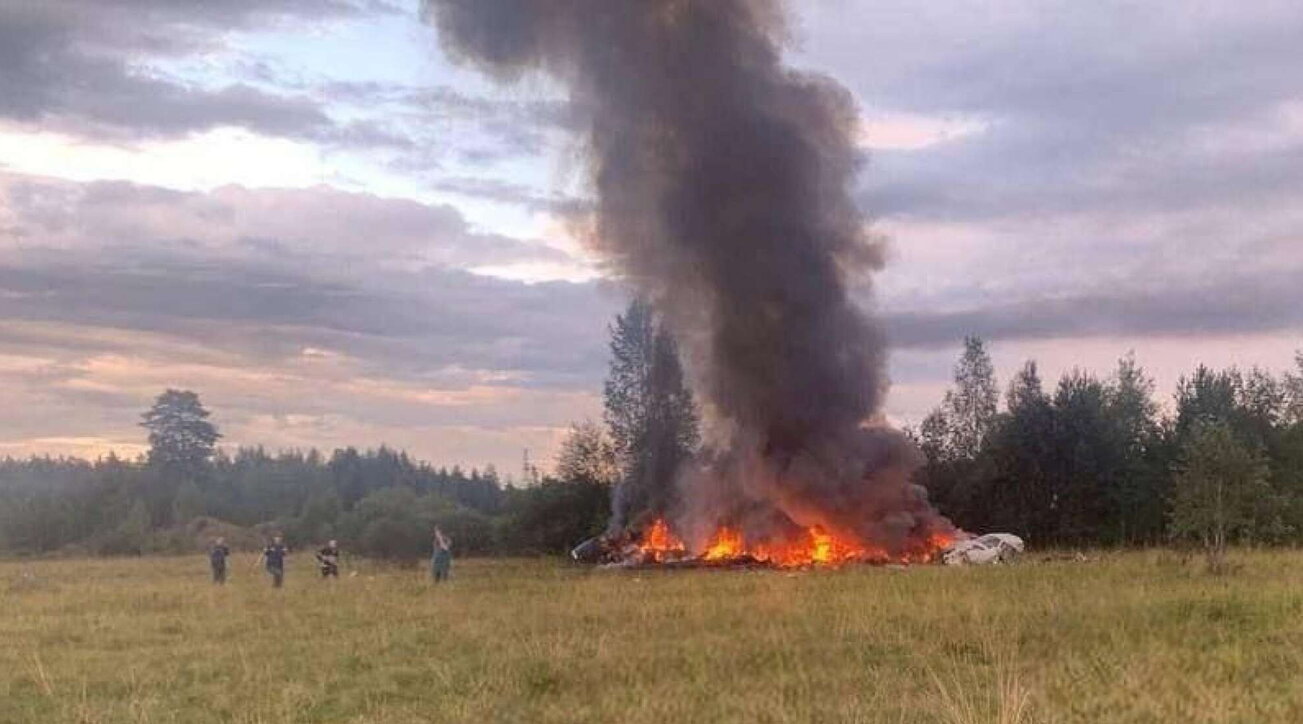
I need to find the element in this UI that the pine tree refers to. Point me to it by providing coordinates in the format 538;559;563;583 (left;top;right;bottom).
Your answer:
989;360;1054;538
139;389;220;525
1106;353;1164;542
1049;370;1120;543
603;299;699;528
141;390;221;473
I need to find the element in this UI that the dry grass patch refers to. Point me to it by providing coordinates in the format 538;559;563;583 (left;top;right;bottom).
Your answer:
1;550;1301;722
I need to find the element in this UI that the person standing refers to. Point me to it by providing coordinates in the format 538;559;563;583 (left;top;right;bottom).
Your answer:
431;527;452;583
209;537;231;584
316;540;341;579
258;535;289;588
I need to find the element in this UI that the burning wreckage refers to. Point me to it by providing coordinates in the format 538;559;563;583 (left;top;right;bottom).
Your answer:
428;0;1024;570
572;522;1024;569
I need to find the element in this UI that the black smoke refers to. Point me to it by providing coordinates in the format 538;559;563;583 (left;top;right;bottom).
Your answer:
424;0;953;554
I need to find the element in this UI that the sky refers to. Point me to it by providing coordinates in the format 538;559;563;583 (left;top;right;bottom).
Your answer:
1;0;1300;478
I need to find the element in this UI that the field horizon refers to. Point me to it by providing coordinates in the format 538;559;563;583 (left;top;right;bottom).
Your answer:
2;551;1300;723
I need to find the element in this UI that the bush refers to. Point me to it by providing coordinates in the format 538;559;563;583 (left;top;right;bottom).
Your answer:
498;478;610;555
336;487;492;562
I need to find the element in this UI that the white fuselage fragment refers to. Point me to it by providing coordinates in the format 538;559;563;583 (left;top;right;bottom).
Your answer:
941;533;1025;565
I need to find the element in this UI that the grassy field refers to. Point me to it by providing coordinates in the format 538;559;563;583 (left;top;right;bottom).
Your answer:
1;551;1301;723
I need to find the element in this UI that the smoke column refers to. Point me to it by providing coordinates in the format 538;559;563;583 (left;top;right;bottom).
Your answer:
425;0;952;554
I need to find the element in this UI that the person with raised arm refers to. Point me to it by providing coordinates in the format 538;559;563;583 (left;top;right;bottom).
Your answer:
431;527;452;583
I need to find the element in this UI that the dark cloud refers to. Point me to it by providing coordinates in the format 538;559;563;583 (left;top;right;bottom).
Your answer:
0;171;614;390
0;0;389;143
862;120;1303;222
0;0;632;183
0;257;614;387
788;1;1303;222
885;271;1303;350
774;1;1303;360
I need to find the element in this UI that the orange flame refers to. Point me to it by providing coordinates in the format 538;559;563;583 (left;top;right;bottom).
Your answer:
637;519;686;562
635;518;953;567
703;527;744;560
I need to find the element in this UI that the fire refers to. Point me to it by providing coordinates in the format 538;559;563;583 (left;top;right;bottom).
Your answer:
634;519;952;567
751;526;873;567
810;527;833;563
637;518;686;562
703;527;743;560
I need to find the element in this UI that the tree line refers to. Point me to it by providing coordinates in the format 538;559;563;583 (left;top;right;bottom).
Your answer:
0;434;625;560
0;299;695;561
917;338;1303;564
3;310;1299;563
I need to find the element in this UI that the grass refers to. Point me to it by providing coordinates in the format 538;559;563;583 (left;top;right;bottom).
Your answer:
2;550;1302;723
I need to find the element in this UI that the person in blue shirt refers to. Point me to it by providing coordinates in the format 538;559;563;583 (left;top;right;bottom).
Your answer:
258;535;289;588
209;537;230;584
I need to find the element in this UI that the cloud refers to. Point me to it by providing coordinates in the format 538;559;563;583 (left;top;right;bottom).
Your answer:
778;1;1303;361
789;1;1303;223
0;0;603;206
3;1;1301;471
429;176;589;216
0;169;620;471
1;172;570;268
884;271;1303;350
0;171;615;384
0;325;599;473
857;112;991;151
0;0;391;144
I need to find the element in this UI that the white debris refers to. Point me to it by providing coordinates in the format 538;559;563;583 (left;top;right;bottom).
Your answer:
941;533;1025;566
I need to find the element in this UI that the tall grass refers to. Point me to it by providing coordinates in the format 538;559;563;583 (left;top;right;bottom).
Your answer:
929;638;1030;724
1;550;1301;723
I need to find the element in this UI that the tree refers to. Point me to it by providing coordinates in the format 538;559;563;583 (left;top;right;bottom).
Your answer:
172;479;206;523
1169;423;1272;572
1172;366;1282;448
948;336;1000;457
95;500;152;556
555;421;619;486
917;337;999;525
926;336;999;463
499;477;611;554
342;488;460;561
918;408;954;465
603;299;699;528
141;390;221;473
1046;370;1121;543
292;488;343;543
1283;351;1303;427
605;300;655;462
1105;353;1165;543
985;360;1055;538
1273;423;1303;537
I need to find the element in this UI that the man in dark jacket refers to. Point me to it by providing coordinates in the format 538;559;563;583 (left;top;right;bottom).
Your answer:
315;540;341;578
209;537;230;584
258;535;289;588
